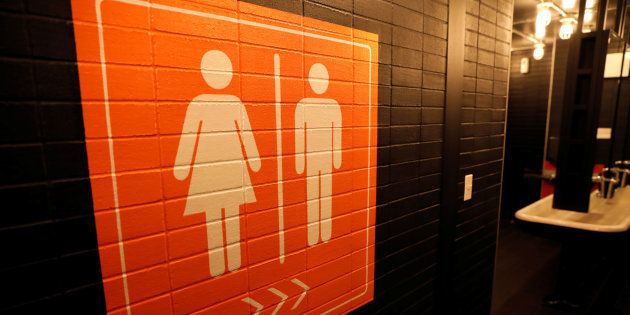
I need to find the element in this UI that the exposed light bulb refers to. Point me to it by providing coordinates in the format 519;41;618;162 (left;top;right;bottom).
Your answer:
562;0;576;10
533;43;545;60
584;9;593;23
559;24;573;40
535;20;547;40
586;0;595;9
537;4;552;26
559;18;575;40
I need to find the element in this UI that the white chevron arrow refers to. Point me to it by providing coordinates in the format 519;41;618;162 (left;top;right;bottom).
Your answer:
290;278;309;310
268;287;288;315
241;297;263;315
242;278;309;314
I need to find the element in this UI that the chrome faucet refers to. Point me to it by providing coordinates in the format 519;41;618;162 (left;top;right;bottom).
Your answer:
613;160;630;188
592;168;618;199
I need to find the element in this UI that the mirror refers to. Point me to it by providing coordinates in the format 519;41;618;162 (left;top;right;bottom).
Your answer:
608;39;630;162
595;32;626;166
543;37;571;199
550;30;630;211
495;2;630;313
503;30;630;217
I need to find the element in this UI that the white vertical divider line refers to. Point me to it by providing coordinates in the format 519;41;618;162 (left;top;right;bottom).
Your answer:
95;1;132;314
365;46;372;288
274;53;285;264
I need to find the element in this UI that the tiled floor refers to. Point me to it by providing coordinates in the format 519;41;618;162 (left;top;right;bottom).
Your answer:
492;219;565;315
492;219;630;315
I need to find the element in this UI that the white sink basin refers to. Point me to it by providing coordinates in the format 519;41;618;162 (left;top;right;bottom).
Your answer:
515;188;630;233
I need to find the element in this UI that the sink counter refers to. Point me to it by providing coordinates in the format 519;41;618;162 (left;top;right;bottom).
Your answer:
515;188;630;233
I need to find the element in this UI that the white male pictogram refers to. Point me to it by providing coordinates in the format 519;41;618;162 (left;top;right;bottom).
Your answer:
174;50;261;277
295;63;342;246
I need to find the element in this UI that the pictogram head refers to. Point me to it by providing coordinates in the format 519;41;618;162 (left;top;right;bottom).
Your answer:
308;63;329;95
201;50;233;89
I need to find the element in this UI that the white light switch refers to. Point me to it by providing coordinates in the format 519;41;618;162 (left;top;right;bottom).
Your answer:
596;128;612;139
464;174;473;201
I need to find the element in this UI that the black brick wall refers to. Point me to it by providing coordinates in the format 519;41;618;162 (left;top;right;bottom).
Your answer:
501;48;551;218
340;1;447;312
451;1;512;314
0;0;105;313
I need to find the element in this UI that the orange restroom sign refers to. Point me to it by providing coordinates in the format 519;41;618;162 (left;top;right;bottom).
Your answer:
72;0;377;314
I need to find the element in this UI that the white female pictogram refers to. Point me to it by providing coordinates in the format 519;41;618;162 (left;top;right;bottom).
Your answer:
295;63;342;246
174;50;261;277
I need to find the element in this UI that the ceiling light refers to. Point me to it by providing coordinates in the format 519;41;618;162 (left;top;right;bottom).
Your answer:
562;0;576;10
533;43;545;60
537;3;552;26
535;20;546;40
584;9;593;23
559;18;576;40
586;0;596;9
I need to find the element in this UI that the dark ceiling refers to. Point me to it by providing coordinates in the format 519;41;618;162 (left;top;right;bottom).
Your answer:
512;0;561;48
511;0;623;49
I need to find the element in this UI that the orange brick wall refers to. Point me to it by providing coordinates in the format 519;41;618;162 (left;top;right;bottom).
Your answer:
72;0;377;314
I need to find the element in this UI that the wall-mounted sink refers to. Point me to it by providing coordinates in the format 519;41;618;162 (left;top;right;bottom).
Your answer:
515;188;630;233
